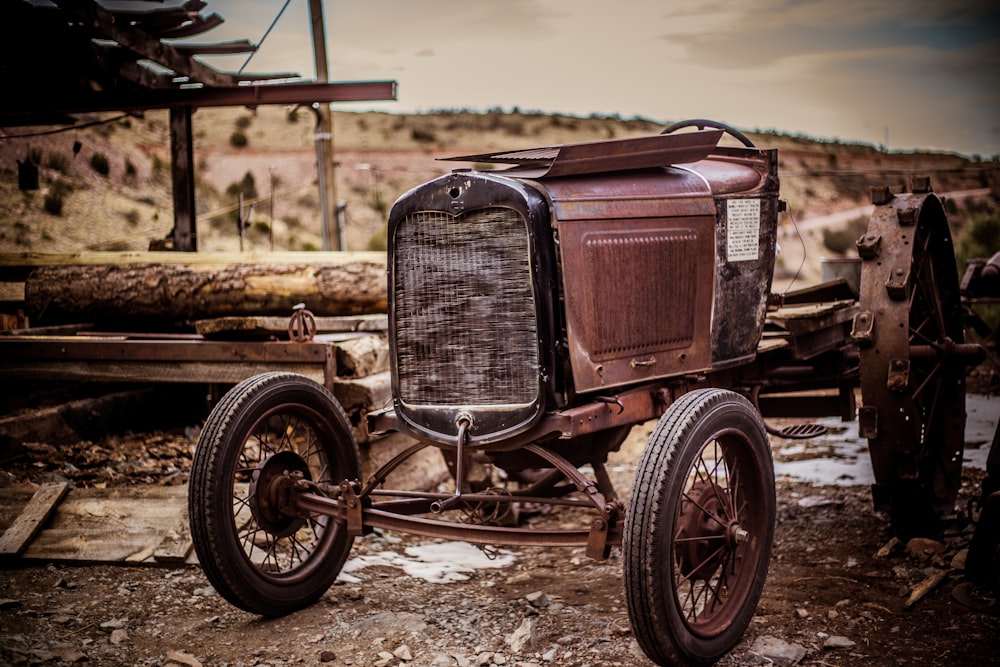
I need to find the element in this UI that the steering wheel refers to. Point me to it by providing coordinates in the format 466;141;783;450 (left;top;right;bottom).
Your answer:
661;118;756;148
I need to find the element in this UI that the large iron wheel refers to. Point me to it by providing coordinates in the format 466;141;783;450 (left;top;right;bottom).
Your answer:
189;372;361;616
855;190;969;539
624;389;775;666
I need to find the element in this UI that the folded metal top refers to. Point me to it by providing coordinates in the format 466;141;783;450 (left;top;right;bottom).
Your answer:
439;129;724;178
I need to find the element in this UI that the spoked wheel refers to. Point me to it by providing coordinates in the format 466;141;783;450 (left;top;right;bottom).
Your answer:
624;389;775;666
189;372;361;616
855;189;975;539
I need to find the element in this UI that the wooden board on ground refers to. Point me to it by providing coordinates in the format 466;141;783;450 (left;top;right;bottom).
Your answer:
0;482;68;556
0;485;194;565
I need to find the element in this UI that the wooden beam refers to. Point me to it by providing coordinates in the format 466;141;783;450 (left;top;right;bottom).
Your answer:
169;106;197;251
53;0;233;88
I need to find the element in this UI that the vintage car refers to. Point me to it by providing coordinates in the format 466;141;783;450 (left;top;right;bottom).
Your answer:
188;120;994;666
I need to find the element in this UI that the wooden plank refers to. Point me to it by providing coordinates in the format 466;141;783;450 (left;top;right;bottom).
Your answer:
0;482;69;556
20;486;188;563
195;313;388;338
0;360;327;387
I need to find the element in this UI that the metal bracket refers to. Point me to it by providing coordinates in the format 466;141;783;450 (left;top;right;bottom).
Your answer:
856;233;882;260
340;480;367;537
887;359;910;393
586;501;621;560
850;311;875;345
858;405;878;439
885;267;910;300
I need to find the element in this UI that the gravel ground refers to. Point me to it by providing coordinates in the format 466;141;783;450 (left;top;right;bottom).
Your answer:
1;415;998;667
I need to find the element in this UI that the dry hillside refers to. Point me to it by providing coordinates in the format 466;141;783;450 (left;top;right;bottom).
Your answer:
1;107;997;287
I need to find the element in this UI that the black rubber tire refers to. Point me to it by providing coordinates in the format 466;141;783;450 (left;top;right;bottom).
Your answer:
624;389;775;666
189;372;361;616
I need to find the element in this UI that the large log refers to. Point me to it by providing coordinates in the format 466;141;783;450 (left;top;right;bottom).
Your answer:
24;258;387;324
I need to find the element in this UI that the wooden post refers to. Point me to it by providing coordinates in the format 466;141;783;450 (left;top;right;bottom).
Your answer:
169;106;197;251
308;0;340;251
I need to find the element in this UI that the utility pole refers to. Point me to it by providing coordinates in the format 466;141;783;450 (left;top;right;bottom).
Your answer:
308;0;340;250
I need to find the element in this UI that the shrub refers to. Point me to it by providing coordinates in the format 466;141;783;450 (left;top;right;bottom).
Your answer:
230;130;248;148
411;127;436;143
90;152;110;176
822;216;869;255
43;192;63;215
44;151;69;173
368;223;388;251
42;178;73;215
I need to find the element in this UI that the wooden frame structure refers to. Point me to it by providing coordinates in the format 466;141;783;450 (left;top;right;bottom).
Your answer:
0;0;396;250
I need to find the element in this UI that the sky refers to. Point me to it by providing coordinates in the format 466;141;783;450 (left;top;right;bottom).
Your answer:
186;0;999;157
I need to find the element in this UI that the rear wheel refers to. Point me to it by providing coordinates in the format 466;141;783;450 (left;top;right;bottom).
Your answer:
856;191;968;539
189;372;361;616
624;389;775;666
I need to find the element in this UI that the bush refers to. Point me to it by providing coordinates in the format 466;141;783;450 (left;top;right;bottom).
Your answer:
43;191;63;215
90;152;110;176
411;127;436;143
44;151;69;173
956;211;1000;271
822;216;869;255
230;130;248;148
43;179;73;215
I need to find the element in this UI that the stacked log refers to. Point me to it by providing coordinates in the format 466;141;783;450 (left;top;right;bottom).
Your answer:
23;254;386;325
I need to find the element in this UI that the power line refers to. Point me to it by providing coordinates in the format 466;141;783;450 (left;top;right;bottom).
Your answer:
0;115;129;140
239;0;294;74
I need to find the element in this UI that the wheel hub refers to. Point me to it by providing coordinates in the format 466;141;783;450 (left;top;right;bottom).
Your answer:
249;450;311;538
677;481;734;580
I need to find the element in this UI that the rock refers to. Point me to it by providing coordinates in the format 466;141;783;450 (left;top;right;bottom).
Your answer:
823;635;857;649
795;607;810;619
318;650;337;662
876;536;901;558
373;650;396;667
0;598;22;610
394;644;413;661
541;647;558;662
951;548;968;570
506;617;537;654
100;618;125;631
110;628;128;644
430;654;455;666
749;635;808;666
525;591;550;609
164;649;203;667
905;537;947;560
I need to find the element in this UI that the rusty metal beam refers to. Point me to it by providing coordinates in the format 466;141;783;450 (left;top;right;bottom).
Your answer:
2;81;397;119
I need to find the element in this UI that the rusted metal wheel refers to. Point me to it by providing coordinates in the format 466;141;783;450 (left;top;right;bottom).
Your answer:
189;372;360;616
624;389;775;666
854;187;976;539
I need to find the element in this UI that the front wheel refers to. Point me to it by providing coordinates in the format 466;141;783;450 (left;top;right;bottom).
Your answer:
624;389;775;666
189;372;361;616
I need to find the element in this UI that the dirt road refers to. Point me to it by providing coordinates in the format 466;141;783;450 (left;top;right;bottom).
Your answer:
1;404;998;667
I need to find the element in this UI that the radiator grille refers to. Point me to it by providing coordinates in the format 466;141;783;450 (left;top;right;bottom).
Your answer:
393;207;539;406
